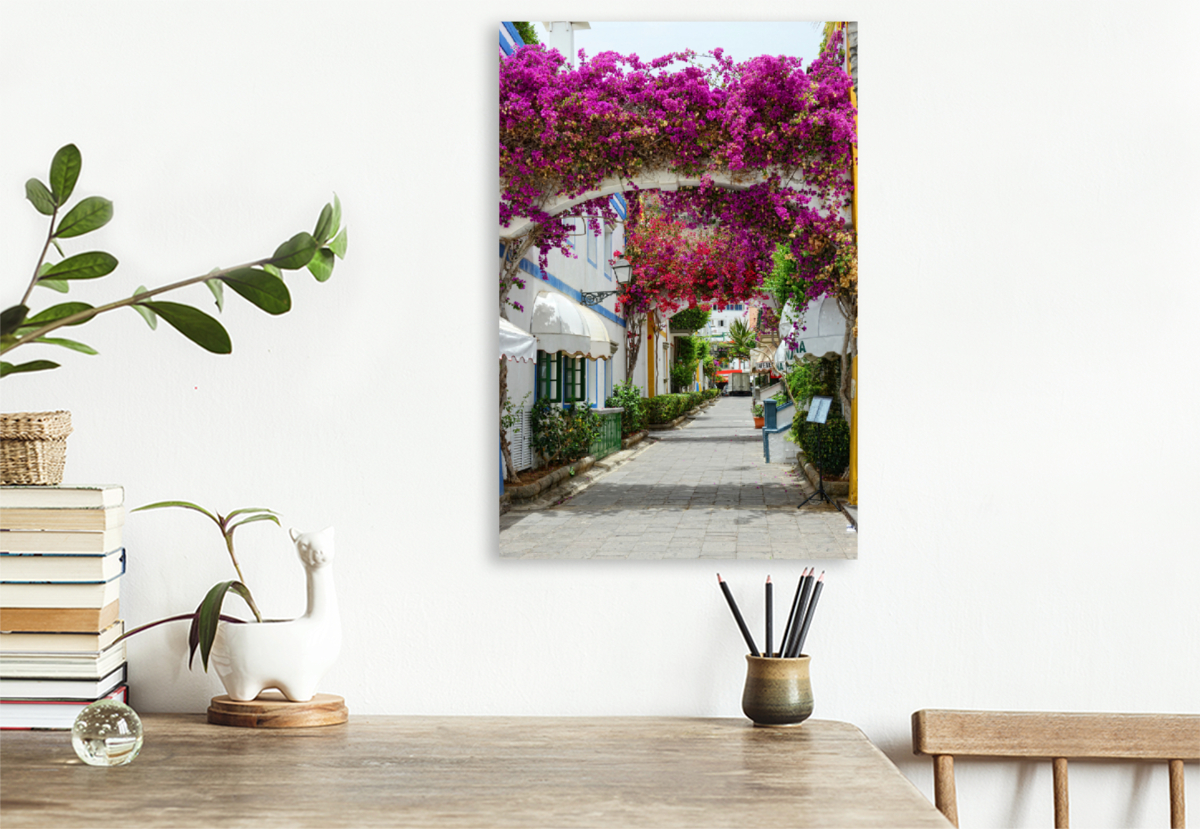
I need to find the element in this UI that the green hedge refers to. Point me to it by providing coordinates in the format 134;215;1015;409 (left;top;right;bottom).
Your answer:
605;381;646;436
788;356;850;475
641;392;710;424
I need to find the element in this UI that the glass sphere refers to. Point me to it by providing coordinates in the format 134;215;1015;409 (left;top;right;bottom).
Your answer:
72;699;143;766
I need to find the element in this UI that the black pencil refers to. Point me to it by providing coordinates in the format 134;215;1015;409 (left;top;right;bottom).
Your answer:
782;571;811;657
779;567;809;653
717;574;759;656
765;576;773;658
793;571;825;657
783;568;814;658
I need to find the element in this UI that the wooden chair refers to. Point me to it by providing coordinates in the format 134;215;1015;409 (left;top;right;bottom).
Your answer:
912;710;1199;828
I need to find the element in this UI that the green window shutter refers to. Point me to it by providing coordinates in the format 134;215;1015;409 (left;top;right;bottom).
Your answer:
553;353;563;403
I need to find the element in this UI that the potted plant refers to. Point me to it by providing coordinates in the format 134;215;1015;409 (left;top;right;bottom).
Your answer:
1;144;347;483
752;403;765;428
116;501;340;703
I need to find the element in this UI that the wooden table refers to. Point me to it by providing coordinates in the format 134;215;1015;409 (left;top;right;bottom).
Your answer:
0;716;951;828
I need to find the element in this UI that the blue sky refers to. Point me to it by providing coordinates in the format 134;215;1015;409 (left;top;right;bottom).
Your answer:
529;21;825;66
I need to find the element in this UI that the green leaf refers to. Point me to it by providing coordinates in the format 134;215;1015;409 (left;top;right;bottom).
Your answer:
270;232;318;270
206;278;225;312
194;580;260;671
22;302;95;328
33;336;98;355
220;267;291;315
41;251;118;281
55;196;113;238
228;513;282;534
313;203;334;245
1;306;29;337
262;263;282;280
49;144;82;204
25;179;55;215
131;286;157;329
37;279;70;293
224;507;280;521
307;248;335;282
1;359;59;377
329;226;348;259
132;500;220;523
139;301;232;353
330;194;342;237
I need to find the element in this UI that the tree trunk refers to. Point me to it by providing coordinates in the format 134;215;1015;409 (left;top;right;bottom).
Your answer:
624;309;644;383
499;358;517;481
836;294;857;425
498;230;539;483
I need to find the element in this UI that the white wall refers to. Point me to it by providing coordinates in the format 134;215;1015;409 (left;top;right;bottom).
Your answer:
2;4;1197;827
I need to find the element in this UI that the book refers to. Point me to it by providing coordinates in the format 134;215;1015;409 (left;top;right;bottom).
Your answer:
1;683;128;730
0;621;124;654
0;505;125;532
0;663;126;699
1;641;127;679
0;548;126;583
0;485;124;510
0;527;123;554
0;575;122;609
0;599;120;633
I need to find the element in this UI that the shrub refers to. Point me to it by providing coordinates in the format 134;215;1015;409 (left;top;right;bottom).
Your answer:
530;399;601;468
788;355;850;476
669;306;711;332
606;381;645;436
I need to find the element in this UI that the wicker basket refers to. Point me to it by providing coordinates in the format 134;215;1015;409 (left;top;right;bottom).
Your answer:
0;411;73;485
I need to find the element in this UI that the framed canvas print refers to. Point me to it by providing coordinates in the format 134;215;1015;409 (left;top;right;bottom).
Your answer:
499;21;858;560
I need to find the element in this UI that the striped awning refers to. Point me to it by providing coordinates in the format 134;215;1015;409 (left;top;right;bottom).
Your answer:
500;317;537;363
530;291;615;361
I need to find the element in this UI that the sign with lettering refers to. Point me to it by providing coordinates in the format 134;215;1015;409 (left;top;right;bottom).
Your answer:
807;396;833;424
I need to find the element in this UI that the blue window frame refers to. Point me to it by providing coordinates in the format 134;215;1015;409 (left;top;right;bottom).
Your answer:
586;224;597;268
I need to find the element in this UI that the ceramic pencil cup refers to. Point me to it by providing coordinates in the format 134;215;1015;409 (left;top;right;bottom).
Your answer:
741;655;813;727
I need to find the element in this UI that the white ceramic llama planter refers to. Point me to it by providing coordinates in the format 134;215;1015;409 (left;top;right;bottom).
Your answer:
210;527;341;702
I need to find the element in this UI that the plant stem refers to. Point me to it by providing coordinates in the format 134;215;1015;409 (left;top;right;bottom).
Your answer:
111;612;247;646
2;255;275;356
20;208;59;307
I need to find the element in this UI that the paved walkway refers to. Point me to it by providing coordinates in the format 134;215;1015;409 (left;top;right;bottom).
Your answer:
499;396;857;560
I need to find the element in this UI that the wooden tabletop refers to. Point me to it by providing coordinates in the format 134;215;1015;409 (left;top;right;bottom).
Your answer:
1;715;951;828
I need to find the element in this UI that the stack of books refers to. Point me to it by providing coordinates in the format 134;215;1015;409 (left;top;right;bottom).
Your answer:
0;484;129;730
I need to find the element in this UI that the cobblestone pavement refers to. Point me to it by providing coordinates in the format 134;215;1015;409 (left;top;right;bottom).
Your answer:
499;396;857;560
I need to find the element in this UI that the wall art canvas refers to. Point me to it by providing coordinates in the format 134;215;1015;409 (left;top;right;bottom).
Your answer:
498;21;858;560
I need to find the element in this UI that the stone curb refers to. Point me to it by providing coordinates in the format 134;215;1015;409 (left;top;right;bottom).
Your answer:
505;455;597;502
507;436;661;512
796;453;850;498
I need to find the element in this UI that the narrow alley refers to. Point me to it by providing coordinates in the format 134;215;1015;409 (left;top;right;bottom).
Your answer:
499;397;857;559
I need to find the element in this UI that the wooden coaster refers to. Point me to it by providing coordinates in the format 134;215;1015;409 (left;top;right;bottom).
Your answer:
207;691;348;728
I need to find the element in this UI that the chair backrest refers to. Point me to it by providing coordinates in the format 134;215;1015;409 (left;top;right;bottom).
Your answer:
911;710;1199;828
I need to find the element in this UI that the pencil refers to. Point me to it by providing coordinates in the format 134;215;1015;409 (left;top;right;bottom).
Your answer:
717;574;760;656
793;571;825;657
783;569;815;658
780;567;809;654
765;576;773;658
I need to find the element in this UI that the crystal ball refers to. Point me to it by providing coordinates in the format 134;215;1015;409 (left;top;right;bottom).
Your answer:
72;699;143;766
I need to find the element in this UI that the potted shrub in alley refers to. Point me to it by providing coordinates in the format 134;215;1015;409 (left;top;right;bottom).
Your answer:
752;403;765;429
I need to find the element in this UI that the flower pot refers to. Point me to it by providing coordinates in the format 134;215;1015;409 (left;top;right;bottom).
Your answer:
0;411;72;485
753;416;765;428
209;527;341;703
741;654;813;727
211;616;341;703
